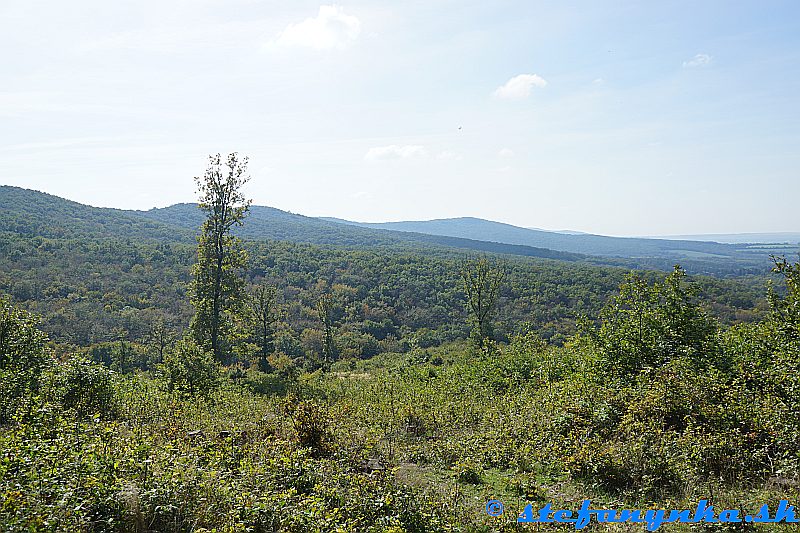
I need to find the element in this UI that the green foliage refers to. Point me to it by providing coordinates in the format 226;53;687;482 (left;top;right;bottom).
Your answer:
143;317;177;365
268;351;300;382
316;293;338;368
240;367;288;395
460;256;505;352
0;295;49;423
337;330;380;359
5;184;791;276
189;153;251;363
283;397;330;455
86;340;149;373
248;282;280;370
0;383;451;532
452;459;482;484
563;261;800;498
4;186;800;530
3;260;800;530
0;226;767;363
159;338;220;396
586;265;721;376
768;255;800;341
47;356;117;419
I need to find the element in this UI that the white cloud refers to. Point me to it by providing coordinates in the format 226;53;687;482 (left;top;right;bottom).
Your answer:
365;145;426;161
276;5;361;50
683;53;712;68
498;147;514;158
493;74;547;100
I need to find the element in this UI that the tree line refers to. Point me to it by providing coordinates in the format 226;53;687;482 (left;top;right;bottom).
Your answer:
185;153;509;373
0;153;772;376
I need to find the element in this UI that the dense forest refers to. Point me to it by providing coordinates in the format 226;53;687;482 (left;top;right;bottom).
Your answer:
2;185;791;276
1;172;800;531
0;216;769;364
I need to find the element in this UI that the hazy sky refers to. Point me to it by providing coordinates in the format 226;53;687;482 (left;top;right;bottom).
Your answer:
2;1;799;236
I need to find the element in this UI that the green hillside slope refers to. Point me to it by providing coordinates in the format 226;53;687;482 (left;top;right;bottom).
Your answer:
335;216;794;265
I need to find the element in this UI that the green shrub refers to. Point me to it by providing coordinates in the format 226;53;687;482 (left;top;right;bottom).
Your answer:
86;340;149;373
284;397;330;456
584;266;721;377
0;295;50;423
159;338;220;396
338;331;380;359
268;351;299;381
452;459;482;484
48;356;117;419
243;368;289;395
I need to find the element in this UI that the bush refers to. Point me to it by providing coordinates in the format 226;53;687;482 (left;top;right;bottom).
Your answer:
274;329;305;357
284;397;330;456
411;327;443;349
86;340;149;373
0;296;49;423
48;356;117;419
242;368;288;395
452;459;482;484
159;338;220;396
338;331;380;359
585;266;720;377
268;351;299;382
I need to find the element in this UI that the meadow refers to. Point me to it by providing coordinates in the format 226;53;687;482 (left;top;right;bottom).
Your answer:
2;260;800;531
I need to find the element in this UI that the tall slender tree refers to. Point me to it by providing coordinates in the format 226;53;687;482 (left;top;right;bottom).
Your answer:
189;153;251;363
461;256;505;352
317;293;338;368
145;317;175;365
250;283;281;370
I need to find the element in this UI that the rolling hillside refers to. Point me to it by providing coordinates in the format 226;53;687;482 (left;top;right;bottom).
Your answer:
0;186;581;262
2;186;793;275
0;186;194;243
656;232;800;244
326;216;796;268
0;184;775;348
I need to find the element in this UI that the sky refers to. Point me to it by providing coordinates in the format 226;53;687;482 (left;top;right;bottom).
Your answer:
1;0;799;236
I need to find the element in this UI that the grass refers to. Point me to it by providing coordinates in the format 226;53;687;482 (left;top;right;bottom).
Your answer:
3;344;800;531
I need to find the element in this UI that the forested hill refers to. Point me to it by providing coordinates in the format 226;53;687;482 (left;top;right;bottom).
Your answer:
0;186;194;242
134;202;580;261
137;203;398;246
0;186;580;262
1;185;792;275
325;216;797;263
0;185;772;351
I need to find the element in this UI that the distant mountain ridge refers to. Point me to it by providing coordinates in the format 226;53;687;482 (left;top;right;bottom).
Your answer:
320;215;785;259
1;185;795;275
0;186;581;262
654;232;800;244
134;203;584;261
